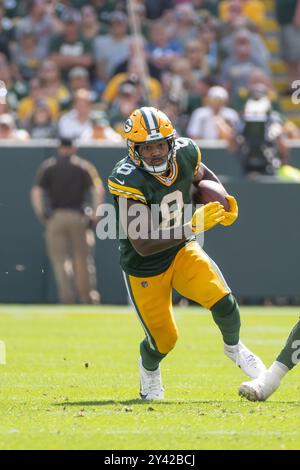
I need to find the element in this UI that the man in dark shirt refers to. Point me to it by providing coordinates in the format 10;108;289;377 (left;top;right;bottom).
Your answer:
31;138;104;304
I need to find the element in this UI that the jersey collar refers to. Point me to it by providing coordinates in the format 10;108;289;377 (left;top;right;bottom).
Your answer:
153;159;178;186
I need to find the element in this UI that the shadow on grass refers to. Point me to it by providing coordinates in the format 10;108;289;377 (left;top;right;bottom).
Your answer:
52;399;262;407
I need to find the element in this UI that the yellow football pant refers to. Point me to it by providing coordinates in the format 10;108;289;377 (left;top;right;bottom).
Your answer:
124;241;230;354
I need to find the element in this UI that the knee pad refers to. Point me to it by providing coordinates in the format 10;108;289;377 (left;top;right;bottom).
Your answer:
156;327;179;355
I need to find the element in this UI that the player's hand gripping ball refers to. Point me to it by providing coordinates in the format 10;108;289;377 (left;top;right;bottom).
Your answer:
191;202;225;233
191;180;238;226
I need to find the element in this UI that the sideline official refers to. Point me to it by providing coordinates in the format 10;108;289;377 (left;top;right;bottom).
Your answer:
31;138;104;304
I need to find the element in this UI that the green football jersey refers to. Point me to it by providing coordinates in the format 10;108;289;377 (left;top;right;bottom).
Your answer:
108;137;201;277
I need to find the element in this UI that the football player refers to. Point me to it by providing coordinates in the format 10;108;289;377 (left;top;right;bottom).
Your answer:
239;319;300;401
108;106;266;400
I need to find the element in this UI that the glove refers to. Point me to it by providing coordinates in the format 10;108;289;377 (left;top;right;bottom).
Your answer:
220;195;238;226
191;201;225;234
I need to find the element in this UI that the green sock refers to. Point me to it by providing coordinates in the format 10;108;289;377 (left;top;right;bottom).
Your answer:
211;293;241;346
276;320;300;370
140;338;166;371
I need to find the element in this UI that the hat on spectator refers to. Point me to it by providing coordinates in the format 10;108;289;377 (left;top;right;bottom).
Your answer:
61;8;81;23
207;86;229;102
69;67;89;80
58;136;75;147
0;114;14;128
90;110;109;127
110;11;128;23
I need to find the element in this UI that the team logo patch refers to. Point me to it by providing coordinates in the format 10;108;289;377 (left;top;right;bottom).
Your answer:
141;281;148;288
124;118;133;133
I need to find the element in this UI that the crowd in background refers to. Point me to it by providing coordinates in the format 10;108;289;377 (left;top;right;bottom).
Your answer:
0;0;299;149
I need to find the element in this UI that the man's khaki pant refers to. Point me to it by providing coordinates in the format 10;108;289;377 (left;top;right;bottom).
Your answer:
45;209;100;304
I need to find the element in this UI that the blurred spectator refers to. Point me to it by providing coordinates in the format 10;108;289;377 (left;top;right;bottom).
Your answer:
218;0;257;66
220;11;270;66
160;96;186;136
25;99;57;138
2;0;25;19
165;58;198;117
239;72;300;140
107;80;142;137
146;21;184;71
18;77;59;125
11;27;45;81
191;74;219;111
234;83;289;177
93;11;130;80
187;86;240;140
0;113;29;140
0;59;28;112
16;0;54;58
31;137;104;304
185;39;210;80
112;35;162;82
92;61;109;98
68;66;91;92
66;66;99;108
0;4;13;60
232;68;280;113
39;59;71;109
58;88;94;140
90;0;116;30
275;0;300;87
91;109;123;141
144;0;175;20
170;4;198;48
191;0;219;17
220;29;270;98
102;64;162;108
198;19;219;72
80;5;101;40
219;0;266;30
49;8;93;82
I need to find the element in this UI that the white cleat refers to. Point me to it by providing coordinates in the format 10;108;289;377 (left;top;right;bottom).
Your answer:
238;370;281;401
139;357;164;400
224;341;266;379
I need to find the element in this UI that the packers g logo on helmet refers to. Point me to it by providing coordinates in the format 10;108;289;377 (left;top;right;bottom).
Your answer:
125;107;176;175
124;118;133;133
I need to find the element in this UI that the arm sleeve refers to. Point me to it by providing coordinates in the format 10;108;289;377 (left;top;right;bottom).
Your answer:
107;177;147;204
35;164;49;190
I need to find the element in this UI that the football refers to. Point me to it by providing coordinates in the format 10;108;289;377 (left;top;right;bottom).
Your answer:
191;180;230;211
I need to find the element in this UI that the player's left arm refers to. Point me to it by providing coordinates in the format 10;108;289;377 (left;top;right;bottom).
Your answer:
194;163;238;226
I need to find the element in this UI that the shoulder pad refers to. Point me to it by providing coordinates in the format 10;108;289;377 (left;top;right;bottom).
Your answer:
108;158;147;204
175;137;201;175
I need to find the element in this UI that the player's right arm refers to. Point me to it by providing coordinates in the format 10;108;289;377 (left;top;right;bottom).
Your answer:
118;198;225;257
118;197;194;257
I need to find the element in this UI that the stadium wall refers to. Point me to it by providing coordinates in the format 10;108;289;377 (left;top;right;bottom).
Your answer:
0;142;299;304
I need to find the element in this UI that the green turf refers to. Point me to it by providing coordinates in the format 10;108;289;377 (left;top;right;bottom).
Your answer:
0;305;299;450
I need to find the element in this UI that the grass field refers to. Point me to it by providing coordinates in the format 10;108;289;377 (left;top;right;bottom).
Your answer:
0;305;299;450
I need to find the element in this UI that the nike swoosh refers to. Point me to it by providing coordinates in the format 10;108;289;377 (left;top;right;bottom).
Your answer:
114;178;125;185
